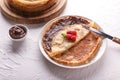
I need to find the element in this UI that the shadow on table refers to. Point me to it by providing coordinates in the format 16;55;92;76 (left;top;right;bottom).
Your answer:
11;40;26;53
43;53;106;80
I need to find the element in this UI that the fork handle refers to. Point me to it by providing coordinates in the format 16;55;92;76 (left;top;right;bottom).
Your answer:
112;37;120;44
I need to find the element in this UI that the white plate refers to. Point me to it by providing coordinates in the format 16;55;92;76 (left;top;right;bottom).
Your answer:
39;16;107;69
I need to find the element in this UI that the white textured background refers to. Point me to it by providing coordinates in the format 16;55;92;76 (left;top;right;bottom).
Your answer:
0;0;120;80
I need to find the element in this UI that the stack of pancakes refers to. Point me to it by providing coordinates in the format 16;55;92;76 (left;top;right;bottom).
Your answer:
7;0;57;17
42;16;102;66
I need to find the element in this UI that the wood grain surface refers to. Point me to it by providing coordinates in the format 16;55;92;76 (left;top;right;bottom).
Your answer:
0;0;67;24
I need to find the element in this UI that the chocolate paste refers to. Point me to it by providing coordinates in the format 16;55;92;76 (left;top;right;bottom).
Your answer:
9;25;26;39
43;16;90;51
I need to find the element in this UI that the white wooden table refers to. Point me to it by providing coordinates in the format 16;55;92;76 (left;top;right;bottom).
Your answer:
0;0;120;80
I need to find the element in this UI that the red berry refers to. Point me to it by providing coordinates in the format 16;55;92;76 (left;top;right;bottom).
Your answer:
71;31;77;35
67;31;72;34
66;34;72;40
67;30;77;35
70;35;76;41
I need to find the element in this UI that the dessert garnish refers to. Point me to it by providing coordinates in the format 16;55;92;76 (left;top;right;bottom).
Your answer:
62;30;77;42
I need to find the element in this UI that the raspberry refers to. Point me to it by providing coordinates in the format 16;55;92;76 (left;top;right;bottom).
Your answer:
70;35;76;41
62;30;77;42
67;30;76;35
67;30;72;34
66;34;72;40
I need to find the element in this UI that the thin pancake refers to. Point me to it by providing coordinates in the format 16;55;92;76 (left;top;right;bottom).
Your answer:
8;0;56;17
42;16;102;66
52;32;102;66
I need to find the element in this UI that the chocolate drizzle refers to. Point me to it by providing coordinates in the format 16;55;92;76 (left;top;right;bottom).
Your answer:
43;16;90;51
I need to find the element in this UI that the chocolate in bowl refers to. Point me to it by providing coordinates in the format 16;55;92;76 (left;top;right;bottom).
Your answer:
9;24;28;41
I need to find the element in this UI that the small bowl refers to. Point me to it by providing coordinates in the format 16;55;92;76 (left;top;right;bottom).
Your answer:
8;24;28;41
39;15;107;69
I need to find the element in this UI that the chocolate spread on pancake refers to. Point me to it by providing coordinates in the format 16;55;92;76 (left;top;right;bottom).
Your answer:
43;16;89;51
